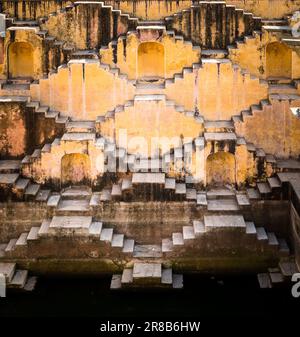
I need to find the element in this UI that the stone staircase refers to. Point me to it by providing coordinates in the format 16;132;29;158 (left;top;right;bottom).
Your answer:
0;159;51;202
164;1;262;49
257;256;299;288
162;214;291;258
110;262;183;290
0;215;135;259
0;262;37;292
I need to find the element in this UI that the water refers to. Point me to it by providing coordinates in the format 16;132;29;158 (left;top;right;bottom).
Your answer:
0;274;298;319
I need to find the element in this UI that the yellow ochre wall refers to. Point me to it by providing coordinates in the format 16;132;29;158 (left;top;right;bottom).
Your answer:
100;32;200;80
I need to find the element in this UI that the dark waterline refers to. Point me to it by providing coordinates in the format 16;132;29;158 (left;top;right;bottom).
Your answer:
0;274;299;319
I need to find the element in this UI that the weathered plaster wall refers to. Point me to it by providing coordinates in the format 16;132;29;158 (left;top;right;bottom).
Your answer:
0;199;290;244
165;59;268;119
1;1;72;20
1;28;44;80
228;30;300;80
22;137;105;187
105;0;192;20
224;0;300;19
0;100;28;158
100;32;200;79
235;97;300;158
100;96;203;156
30;60;136;119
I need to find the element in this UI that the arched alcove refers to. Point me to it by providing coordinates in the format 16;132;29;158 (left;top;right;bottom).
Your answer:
206;151;236;186
8;41;34;78
138;42;165;80
61;153;91;187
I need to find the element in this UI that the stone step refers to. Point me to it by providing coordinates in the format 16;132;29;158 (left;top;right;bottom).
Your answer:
204;132;237;142
48;216;92;235
23;276;38;291
197;193;207;206
0;262;16;282
257;273;272;289
121;178;133;191
172;232;184;246
206;188;235;199
256;227;268;241
5;238;17;252
132;172;165;184
182;226;195;240
175;183;186;194
121;269;133;284
0;160;21;173
186;188;197;200
257;182;272;195
269;271;284;284
204;120;234;132
88;221;103;236
267;177;281;189
122;239;135;253
89;193;101;206
110;274;122;289
172;274;184;289
193;220;205;235
165;178;176;190
61;186;91;199
162;238;173;252
245;221;257;235
246;188;260;200
207;199;239;211
132;263;162;282
267;232;279;246
278;238;290;256
38;219;51;237
9;269;28;288
0;173;19;185
35;189;51;202
268;84;297;94
14;178;30;191
47;194;61;207
133;244;162;258
15;232;28;246
111;184;122;197
57;199;90;212
27;227;39;241
279;259;299;277
100;189;112;201
111;234;124;248
204;215;246;229
161;268;173;285
100;228;114;242
24;183;40;198
236;193;250;206
66;121;95;133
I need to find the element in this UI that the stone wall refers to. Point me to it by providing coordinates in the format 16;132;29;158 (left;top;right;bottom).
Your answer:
0;200;290;243
235;97;300;158
0;99;29;158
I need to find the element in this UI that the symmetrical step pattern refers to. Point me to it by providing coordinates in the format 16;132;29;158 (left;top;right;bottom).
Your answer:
110;262;183;290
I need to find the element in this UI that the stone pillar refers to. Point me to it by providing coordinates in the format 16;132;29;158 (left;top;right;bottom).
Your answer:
195;137;205;185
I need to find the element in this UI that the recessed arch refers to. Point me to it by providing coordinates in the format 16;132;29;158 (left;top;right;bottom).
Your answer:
137;42;165;80
206;151;236;186
266;42;292;79
61;153;91;187
8;41;34;79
